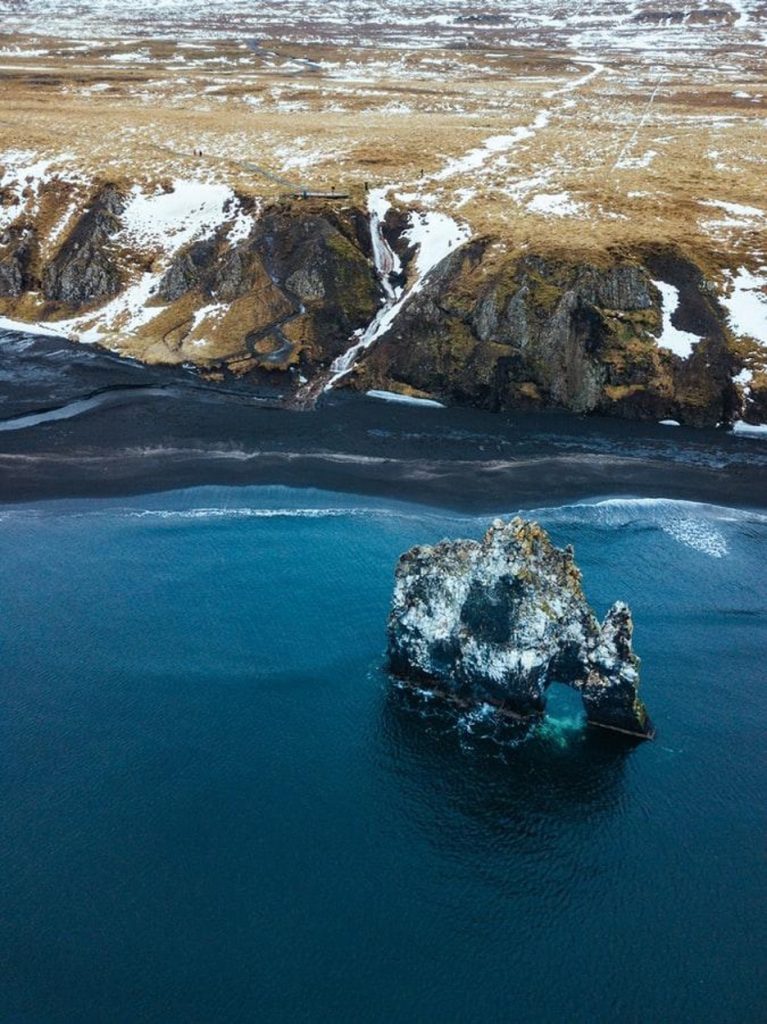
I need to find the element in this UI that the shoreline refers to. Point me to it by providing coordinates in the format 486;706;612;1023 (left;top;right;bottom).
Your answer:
3;412;767;514
2;327;767;514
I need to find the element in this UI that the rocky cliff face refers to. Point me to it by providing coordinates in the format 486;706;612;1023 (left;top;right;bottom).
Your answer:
355;242;742;427
388;517;654;740
0;168;761;426
0;177;381;377
42;185;125;307
148;202;381;371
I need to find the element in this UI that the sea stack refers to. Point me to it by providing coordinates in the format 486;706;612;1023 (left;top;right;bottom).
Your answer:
387;517;654;740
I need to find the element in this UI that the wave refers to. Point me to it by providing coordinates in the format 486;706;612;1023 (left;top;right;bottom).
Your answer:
126;506;391;521
0;498;475;529
1;491;764;555
521;497;767;559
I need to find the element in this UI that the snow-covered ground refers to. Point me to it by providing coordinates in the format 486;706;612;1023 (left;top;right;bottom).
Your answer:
0;162;258;348
0;0;765;415
0;1;764;54
0;149;82;233
119;180;254;253
722;267;767;346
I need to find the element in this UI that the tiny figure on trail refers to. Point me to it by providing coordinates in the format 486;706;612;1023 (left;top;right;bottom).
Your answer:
364;181;368;192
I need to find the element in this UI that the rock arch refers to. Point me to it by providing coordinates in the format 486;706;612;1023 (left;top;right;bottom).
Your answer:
387;518;654;740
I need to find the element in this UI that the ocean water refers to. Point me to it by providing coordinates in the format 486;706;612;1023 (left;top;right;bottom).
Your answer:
0;487;765;1024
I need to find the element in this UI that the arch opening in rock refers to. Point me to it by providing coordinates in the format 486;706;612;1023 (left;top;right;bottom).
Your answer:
544;681;587;727
387;517;655;742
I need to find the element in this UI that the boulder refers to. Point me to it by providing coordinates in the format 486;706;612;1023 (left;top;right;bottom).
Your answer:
387;517;654;739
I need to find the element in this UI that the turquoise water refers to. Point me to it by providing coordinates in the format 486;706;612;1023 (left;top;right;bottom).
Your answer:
1;487;765;1023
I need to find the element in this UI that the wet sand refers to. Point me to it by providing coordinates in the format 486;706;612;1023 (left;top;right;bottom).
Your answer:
1;327;766;512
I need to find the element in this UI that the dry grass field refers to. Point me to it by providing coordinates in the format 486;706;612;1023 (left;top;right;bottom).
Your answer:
1;1;765;271
0;1;766;419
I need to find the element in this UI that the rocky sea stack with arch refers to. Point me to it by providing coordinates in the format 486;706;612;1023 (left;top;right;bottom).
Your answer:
387;517;654;741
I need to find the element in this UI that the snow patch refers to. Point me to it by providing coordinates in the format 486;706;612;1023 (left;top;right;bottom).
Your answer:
615;149;658;170
526;192;584;217
732;420;767;436
651;279;700;358
434;114;549;181
119;180;239;252
721;267;767;345
404;209;470;279
702;199;765;219
53;272;165;343
366;390;444;408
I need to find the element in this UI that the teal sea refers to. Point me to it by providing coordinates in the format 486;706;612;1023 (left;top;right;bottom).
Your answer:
1;487;765;1022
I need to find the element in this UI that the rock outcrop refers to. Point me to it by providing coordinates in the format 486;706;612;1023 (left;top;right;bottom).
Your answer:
356;245;740;427
0;224;36;297
387;517;654;740
154;203;380;368
0;169;757;426
42;184;125;307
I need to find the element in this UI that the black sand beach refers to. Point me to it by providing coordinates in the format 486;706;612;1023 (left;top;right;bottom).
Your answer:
1;327;766;511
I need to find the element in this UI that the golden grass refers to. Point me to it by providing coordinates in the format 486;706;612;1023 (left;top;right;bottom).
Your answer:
0;30;765;274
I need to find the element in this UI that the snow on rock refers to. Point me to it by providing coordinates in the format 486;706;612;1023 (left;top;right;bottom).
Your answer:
651;279;700;358
734;371;754;407
225;203;257;246
53;271;164;343
327;193;470;386
722;267;767;345
403;209;471;279
44;181;257;347
0;160;263;355
388;516;654;740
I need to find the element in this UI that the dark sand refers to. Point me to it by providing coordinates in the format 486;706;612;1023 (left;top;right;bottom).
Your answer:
1;327;766;512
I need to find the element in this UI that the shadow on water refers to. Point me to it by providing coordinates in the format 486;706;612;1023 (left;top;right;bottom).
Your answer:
377;680;633;854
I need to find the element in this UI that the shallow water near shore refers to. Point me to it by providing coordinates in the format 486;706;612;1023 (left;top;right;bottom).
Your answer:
1;486;765;1023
